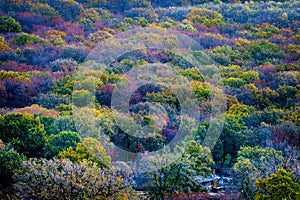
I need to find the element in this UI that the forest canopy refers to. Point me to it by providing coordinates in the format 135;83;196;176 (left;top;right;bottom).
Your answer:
0;0;299;199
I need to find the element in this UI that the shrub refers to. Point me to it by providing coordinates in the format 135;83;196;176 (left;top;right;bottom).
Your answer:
255;168;300;200
48;58;78;72
124;8;158;23
12;33;43;45
88;30;112;43
186;8;224;27
0;113;47;158
223;77;246;88
45;131;81;158
32;93;70;109
0;16;22;33
48;0;83;21
0;41;12;52
30;3;58;18
0;147;24;188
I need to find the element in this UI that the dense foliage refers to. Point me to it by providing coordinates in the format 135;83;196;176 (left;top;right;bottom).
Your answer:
255;168;300;200
0;0;299;199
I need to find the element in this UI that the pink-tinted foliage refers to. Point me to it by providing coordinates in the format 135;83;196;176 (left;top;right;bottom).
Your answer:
162;127;176;143
207;26;220;34
30;74;53;94
0;78;29;108
13;104;59;117
62;45;90;62
52;71;73;80
273;123;300;150
96;83;115;107
146;49;169;63
1;61;36;72
22;44;63;67
48;18;85;37
93;22;106;30
16;12;50;33
31;25;53;37
191;23;208;33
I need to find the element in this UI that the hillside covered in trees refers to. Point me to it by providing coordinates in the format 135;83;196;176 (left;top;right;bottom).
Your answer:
0;0;299;199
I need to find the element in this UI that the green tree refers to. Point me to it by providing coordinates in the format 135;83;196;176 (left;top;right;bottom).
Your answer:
145;140;214;199
239;40;283;65
186;8;224;27
234;146;284;199
184;140;215;176
59;137;111;168
223;77;246;88
0;113;47;158
212;112;248;168
53;75;74;95
276;85;298;108
239;71;259;83
190;81;212;103
211;46;242;66
72;89;95;107
12;33;43;45
30;3;58;18
255;168;300;200
45;131;82;158
179;68;203;81
0;141;24;188
39;116;58;136
0;16;21;33
55;115;76;133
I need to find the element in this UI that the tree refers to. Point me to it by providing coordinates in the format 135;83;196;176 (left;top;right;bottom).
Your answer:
105;0;152;12
0;16;21;33
0;40;12;52
223;77;246;88
124;8;158;23
254;168;300;200
88;30;112;43
234;146;284;199
48;0;83;21
184;140;215;177
145;140;214;199
190;81;212;103
210;46;242;66
179;68;203;81
237;40;283;66
0;113;47;158
212;113;247;168
39;115;58;136
59;137;111;169
239;71;259;83
44;30;66;45
32;93;70;109
72;89;95;107
30;3;58;18
12;33;43;45
186;8;224;27
0;141;24;188
276;85;298;108
0;71;53;108
45;131;82;158
79;0;106;8
13;158;137;200
55;115;77;133
53;75;74;95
